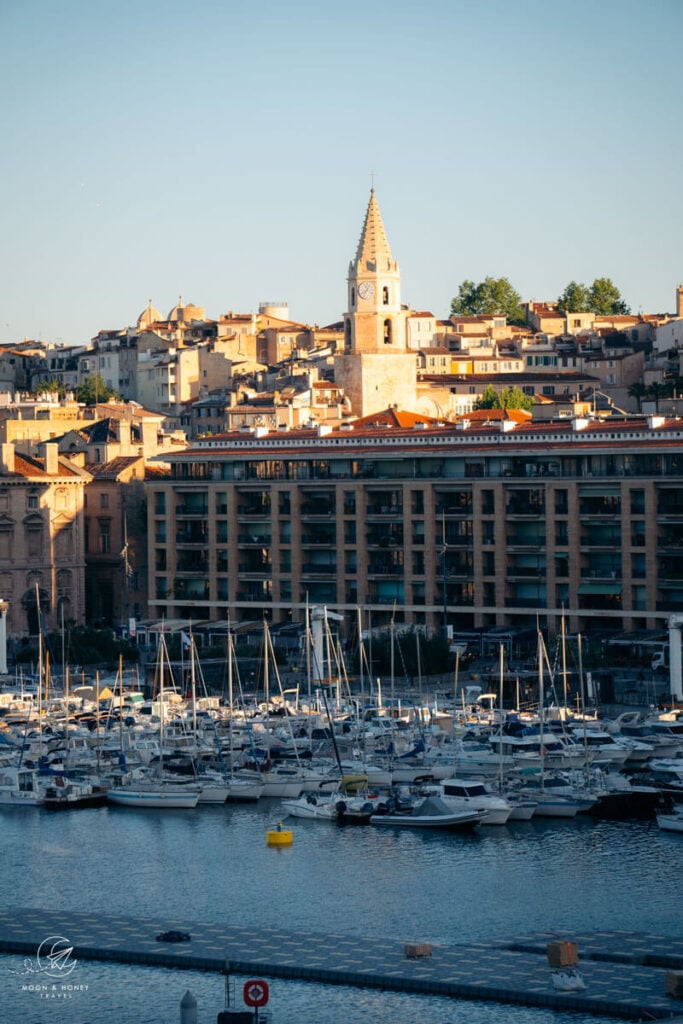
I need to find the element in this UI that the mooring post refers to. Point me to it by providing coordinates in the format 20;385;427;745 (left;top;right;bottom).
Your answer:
180;989;198;1024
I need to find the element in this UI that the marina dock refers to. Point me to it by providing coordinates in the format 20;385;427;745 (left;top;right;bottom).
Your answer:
1;908;682;1019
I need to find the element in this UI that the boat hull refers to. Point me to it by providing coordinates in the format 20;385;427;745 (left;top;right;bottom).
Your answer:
370;809;483;830
107;788;199;809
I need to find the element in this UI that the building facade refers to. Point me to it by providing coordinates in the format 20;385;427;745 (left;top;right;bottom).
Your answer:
0;442;90;637
146;411;683;638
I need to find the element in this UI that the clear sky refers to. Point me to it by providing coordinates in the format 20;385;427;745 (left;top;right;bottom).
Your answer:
1;0;681;346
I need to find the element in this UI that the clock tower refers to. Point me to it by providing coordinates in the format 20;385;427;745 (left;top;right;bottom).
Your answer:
335;189;416;415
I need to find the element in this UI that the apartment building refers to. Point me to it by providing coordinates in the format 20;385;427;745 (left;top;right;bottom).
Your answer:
146;409;683;639
0;442;90;637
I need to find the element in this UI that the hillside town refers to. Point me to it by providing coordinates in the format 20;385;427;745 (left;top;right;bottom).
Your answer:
1;189;683;652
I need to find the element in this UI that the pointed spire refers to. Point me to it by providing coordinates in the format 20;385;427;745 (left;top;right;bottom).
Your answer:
355;188;394;271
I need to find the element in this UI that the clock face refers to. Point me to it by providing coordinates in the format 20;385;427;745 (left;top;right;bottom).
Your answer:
358;281;375;300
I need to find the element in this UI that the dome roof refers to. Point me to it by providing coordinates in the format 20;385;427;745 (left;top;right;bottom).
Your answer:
167;296;205;323
137;299;163;330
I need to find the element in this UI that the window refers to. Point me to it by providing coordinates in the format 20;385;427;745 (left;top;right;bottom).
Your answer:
0;529;11;559
100;493;109;508
382;286;389;305
27;495;38;510
27;526;43;557
99;520;111;554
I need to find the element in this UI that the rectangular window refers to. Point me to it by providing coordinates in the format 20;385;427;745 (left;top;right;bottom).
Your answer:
99;521;110;554
100;493;109;508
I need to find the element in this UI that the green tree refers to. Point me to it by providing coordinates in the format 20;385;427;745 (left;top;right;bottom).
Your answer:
76;374;121;406
499;386;533;411
557;280;592;312
473;385;533;412
589;277;631;316
30;378;64;398
473;384;501;409
450;277;524;324
556;278;630;316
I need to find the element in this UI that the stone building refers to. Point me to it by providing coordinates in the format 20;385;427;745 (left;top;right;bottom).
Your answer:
0;442;90;637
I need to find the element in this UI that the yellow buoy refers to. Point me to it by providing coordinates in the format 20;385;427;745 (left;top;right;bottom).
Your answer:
266;821;293;846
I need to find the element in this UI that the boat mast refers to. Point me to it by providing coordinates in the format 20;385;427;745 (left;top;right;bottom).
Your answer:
498;642;505;794
538;629;545;791
561;609;569;711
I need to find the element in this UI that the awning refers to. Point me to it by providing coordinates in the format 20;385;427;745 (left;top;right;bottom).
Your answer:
577;582;622;596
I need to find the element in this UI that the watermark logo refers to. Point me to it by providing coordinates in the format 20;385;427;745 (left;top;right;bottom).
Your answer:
36;936;78;978
11;935;88;999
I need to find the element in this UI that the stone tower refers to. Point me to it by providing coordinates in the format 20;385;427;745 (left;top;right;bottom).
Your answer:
334;189;416;416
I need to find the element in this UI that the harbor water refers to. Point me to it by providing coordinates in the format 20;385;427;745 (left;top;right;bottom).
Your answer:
1;800;681;1023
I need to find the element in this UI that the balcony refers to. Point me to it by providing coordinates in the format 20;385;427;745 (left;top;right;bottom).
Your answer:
579;499;621;517
368;557;404;577
238;556;272;574
173;580;210;600
237;500;271;516
301;500;336;517
506;566;545;580
366;502;403;517
435;494;473;516
442;555;474;578
367;527;403;548
176;554;209;573
301;562;336;578
176;523;209;545
175;503;209;517
506;497;545;517
506;531;546;549
580;527;621;548
302;526;336;546
238;533;272;546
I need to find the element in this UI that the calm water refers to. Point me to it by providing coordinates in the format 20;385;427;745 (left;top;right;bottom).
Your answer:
1;801;681;1023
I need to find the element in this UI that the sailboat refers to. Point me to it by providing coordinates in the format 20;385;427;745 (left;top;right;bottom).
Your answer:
222;625;264;802
107;632;200;809
513;632;580;818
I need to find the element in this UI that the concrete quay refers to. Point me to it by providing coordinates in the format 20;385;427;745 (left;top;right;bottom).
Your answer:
1;908;682;1020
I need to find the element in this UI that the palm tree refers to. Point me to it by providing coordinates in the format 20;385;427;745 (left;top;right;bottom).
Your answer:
627;381;647;413
647;382;667;413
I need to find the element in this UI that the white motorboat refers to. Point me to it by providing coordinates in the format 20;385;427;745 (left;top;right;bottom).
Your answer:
656;808;683;833
371;794;485;830
0;765;44;806
281;791;338;820
429;778;512;825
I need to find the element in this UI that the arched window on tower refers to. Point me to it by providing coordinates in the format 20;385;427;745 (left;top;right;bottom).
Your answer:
351;287;355;307
383;319;392;345
344;319;351;351
382;286;389;305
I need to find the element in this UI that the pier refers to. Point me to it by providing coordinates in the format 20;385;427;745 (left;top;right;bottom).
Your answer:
1;908;682;1019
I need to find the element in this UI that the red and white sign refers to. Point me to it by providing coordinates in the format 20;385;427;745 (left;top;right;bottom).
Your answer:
243;979;269;1008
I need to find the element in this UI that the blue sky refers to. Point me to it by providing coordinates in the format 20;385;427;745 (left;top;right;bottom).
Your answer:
1;0;681;345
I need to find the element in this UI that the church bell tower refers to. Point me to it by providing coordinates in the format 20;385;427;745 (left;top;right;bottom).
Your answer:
335;189;416;416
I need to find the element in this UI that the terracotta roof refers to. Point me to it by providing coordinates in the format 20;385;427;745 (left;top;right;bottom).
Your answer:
352;408;444;429
11;453;84;478
85;456;144;479
462;408;532;424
